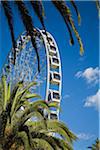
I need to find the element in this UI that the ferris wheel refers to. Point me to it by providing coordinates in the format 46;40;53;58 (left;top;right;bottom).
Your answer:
1;29;62;120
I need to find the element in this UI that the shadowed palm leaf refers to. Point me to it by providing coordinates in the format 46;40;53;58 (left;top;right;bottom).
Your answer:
15;1;40;72
52;0;83;54
30;1;50;44
70;0;81;25
1;1;16;64
31;1;45;31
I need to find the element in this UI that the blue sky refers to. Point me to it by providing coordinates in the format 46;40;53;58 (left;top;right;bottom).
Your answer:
0;1;99;150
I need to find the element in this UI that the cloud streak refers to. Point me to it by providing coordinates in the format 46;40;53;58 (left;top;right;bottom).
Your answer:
84;89;100;111
77;133;95;140
63;94;70;100
75;67;99;85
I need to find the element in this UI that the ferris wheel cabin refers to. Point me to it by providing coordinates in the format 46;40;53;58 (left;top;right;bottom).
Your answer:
49;56;60;69
48;89;60;103
50;71;61;85
49;45;57;56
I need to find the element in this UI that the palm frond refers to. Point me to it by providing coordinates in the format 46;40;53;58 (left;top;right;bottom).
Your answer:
11;93;41;119
32;138;54;150
2;1;16;64
52;0;74;46
0;111;8;138
13;100;49;128
7;83;11;103
19;100;49;120
31;131;59;150
20;111;44;126
24;93;41;99
47;120;77;143
1;76;7;110
66;22;74;45
68;17;83;55
96;0;100;17
8;81;23;121
53;137;73;150
0;101;3;112
70;0;81;25
31;1;45;30
19;125;32;148
10;82;37;120
17;131;30;150
26;120;47;132
15;1;40;72
0;76;10;138
0;82;3;112
48;101;60;110
27;119;76;146
16;81;37;97
31;1;51;46
52;0;84;55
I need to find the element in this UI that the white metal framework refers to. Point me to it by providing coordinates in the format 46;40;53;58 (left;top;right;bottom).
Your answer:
1;29;62;120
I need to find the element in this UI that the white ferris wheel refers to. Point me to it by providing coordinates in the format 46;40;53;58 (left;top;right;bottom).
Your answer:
1;29;62;120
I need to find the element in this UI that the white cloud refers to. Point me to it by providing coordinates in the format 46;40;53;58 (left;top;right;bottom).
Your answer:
84;89;100;111
63;94;70;99
77;133;95;140
75;67;99;84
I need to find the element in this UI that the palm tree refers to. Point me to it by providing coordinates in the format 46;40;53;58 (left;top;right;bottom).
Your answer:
0;76;77;150
88;138;100;150
1;0;84;72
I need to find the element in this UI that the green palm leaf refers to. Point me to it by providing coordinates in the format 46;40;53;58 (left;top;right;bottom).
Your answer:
32;138;54;150
53;137;73;150
26;119;76;145
17;131;31;150
10;82;38;120
1;76;7;110
31;131;59;150
47;120;77;143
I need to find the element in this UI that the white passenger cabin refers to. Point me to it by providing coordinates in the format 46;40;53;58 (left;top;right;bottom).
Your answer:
50;71;60;85
48;36;55;46
48;89;60;103
48;45;57;56
49;56;59;69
